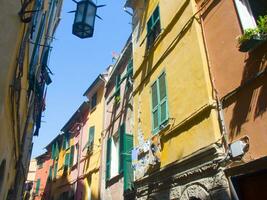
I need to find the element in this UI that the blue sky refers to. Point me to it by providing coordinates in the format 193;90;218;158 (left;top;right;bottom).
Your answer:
32;0;132;157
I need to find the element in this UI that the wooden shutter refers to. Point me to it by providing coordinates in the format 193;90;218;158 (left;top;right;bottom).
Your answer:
151;81;159;133
64;153;70;167
69;146;75;167
123;134;134;191
48;166;53;180
158;72;168;124
119;124;125;173
54;162;58;179
106;138;112;181
35;178;41;194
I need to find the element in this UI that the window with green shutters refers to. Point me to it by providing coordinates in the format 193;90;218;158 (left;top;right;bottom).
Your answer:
151;72;169;134
64;153;70;167
52;142;59;160
118;123;134;191
35;178;41;194
48;166;53;181
147;6;161;49
91;92;97;109
69;146;75;167
106;138;111;181
127;59;133;78
54;162;58;179
115;74;121;97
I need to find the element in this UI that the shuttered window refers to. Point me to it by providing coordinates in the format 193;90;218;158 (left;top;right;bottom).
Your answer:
35;178;41;194
151;72;168;134
54;162;58;179
118;123;134;190
91;92;97;109
69;146;75;167
119;124;125;173
147;6;161;49
64;153;70;167
48;166;53;180
106;138;112;181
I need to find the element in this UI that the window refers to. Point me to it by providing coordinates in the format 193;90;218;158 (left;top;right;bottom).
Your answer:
69;145;75;167
51;142;59;160
234;0;267;31
35;178;41;194
106;131;120;181
147;6;161;49
106;124;134;190
91;92;97;109
48;166;53;180
62;133;70;150
37;160;43;169
115;74;121;97
151;72;169;134
53;162;58;179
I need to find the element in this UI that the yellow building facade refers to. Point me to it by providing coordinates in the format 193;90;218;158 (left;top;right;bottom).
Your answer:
81;74;108;200
126;0;231;199
0;0;62;199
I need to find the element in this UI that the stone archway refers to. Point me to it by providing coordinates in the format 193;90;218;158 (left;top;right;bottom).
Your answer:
181;184;211;200
0;159;6;194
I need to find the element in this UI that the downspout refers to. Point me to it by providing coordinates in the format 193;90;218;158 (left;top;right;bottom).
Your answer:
198;2;229;151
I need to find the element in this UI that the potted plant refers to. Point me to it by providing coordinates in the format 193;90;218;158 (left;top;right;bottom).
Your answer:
238;15;267;52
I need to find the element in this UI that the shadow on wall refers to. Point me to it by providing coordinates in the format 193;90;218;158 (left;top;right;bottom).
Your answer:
0;159;6;196
224;43;267;140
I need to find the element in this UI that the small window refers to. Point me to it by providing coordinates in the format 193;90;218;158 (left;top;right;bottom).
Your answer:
37;161;43;169
151;72;169;134
147;6;161;49
106;132;120;181
91;92;97;109
234;0;267;31
84;126;95;153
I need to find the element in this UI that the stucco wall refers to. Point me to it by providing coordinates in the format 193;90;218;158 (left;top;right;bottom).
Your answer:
200;0;267;162
132;0;221;168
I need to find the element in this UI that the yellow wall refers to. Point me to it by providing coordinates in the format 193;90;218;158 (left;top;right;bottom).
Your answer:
0;0;62;199
132;0;221;167
82;84;105;200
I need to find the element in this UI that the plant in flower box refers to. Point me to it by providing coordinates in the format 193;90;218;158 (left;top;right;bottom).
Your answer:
238;15;267;52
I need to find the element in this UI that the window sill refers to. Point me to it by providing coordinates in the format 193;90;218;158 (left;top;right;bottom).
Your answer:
152;120;170;136
106;173;123;188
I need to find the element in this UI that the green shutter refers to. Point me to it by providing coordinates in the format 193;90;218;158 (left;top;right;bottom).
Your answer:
62;136;66;150
106;138;112;181
54;162;58;179
151;81;159;133
48;166;53;180
115;74;121;97
123;134;133;191
158;72;168;123
64;153;70;167
151;72;168;134
119;124;125;173
35;178;41;194
69;146;75;167
127;59;133;77
51;144;55;160
29;13;46;76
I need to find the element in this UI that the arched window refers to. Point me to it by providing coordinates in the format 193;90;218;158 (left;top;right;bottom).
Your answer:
0;159;6;194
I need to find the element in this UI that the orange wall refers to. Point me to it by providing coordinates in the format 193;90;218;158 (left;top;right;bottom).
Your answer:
200;0;267;161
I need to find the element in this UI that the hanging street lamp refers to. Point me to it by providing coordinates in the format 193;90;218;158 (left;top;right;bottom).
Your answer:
71;0;105;39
